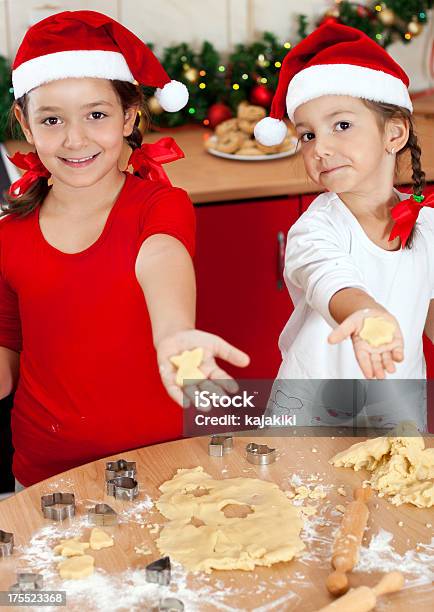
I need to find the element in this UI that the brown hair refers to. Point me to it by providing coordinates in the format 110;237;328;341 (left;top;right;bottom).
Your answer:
362;99;425;249
1;80;149;217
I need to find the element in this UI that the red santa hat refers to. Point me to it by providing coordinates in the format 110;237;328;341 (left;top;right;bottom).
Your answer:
11;10;188;112
254;22;413;146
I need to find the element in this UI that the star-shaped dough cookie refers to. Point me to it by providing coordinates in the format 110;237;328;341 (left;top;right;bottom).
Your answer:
53;537;90;557
359;317;395;347
89;527;114;550
170;348;206;386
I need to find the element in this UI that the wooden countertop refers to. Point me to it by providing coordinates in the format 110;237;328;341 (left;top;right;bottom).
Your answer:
0;433;433;611
142;113;434;204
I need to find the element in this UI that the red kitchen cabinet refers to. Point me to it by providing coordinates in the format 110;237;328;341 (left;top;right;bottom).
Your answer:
194;196;300;379
300;192;321;213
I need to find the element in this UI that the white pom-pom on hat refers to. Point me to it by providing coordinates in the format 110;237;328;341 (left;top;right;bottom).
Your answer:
254;117;288;146
155;80;189;112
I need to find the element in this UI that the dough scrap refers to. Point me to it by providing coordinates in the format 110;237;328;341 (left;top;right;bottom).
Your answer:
53;537;90;557
58;555;95;579
359;317;395;347
135;544;152;555
89;528;114;550
330;421;434;507
170;348;206;386
155;466;304;573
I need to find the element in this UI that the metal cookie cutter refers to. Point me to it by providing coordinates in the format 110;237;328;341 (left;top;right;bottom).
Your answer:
41;492;76;521
146;556;171;585
0;529;14;557
208;435;233;457
246;442;276;465
105;459;136;480
106;476;138;500
10;573;43;592
88;503;118;526
158;598;184;611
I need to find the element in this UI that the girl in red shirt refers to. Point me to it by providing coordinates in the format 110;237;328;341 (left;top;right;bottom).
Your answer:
0;10;249;487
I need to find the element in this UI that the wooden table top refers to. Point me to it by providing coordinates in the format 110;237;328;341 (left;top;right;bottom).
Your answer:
141;113;434;203
0;433;433;611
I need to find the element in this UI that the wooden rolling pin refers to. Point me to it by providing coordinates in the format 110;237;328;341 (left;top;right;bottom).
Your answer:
326;486;372;596
316;571;405;611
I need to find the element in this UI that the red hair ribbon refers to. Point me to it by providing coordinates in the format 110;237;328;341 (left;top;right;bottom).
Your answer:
389;193;434;248
7;151;51;197
127;137;184;185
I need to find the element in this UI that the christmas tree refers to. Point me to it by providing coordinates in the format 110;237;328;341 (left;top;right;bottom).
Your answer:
1;2;432;135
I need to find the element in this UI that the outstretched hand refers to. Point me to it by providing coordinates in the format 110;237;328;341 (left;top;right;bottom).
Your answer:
328;308;404;379
156;329;250;408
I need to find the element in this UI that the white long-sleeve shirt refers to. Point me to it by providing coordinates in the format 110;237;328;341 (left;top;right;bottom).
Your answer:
278;189;434;379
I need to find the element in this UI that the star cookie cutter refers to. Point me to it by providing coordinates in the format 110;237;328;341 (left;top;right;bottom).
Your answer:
0;529;14;557
88;503;118;526
146;556;171;585
246;442;276;465
9;573;43;591
106;476;138;500
41;492;76;521
208;435;233;456
157;598;184;611
105;459;137;481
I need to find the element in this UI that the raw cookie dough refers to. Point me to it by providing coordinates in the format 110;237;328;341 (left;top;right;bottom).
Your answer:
359;317;395;347
89;528;114;550
58;555;95;579
170;348;206;386
54;537;90;557
330;421;434;507
155;466;304;573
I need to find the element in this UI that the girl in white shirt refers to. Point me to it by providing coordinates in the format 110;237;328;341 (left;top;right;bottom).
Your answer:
254;22;433;430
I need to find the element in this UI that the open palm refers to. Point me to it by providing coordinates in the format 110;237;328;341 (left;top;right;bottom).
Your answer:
328;308;404;379
156;329;250;407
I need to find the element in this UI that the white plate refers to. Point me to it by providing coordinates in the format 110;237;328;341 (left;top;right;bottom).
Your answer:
205;135;299;161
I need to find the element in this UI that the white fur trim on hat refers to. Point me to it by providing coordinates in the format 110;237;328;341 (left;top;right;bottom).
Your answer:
254;117;288;146
12;50;134;99
155;80;189;112
286;63;413;121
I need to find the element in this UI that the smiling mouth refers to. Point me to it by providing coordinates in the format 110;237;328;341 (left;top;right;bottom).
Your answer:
58;152;100;166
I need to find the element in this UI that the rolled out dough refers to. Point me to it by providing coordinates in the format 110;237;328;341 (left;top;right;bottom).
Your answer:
155;467;304;573
58;555;95;579
330;421;434;507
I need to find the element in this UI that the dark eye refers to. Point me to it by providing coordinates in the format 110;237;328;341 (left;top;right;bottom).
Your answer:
90;111;106;120
43;117;60;126
300;132;315;143
336;121;351;131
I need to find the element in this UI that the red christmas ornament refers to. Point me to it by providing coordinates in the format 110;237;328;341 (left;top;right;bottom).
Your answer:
319;16;340;26
356;4;368;18
207;103;233;128
249;84;274;108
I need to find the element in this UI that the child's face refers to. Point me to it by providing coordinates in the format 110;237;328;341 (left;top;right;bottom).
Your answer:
15;77;137;188
293;95;394;194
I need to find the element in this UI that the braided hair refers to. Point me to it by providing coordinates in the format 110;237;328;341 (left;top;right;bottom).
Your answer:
363;99;425;249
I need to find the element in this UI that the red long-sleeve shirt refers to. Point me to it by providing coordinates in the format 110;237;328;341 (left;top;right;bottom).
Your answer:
0;172;195;486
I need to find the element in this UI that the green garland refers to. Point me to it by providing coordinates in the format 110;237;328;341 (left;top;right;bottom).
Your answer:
1;2;432;135
0;55;14;142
